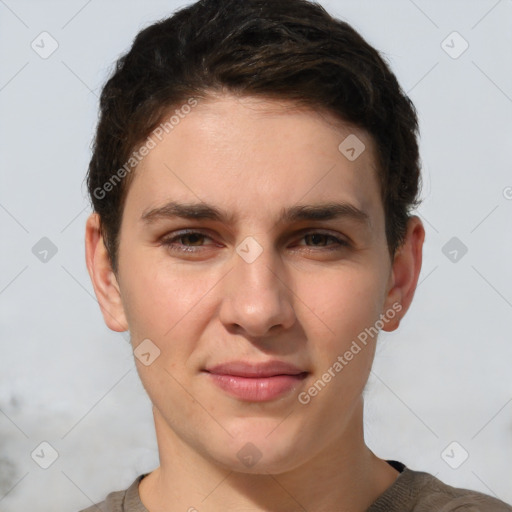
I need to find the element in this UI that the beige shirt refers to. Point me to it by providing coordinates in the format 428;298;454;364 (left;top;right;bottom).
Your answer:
79;461;512;511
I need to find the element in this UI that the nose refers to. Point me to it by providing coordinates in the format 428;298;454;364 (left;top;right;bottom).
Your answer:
218;240;296;338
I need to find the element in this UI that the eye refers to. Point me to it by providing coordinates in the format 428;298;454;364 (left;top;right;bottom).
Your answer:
295;231;349;250
161;230;217;253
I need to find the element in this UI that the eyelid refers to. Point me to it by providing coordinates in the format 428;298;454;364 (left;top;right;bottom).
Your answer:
165;228;212;237
291;227;349;242
161;228;217;245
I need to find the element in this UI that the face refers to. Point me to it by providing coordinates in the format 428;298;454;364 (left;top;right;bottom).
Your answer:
93;94;413;474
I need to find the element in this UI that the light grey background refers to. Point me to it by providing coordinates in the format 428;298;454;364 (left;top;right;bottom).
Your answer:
1;0;511;510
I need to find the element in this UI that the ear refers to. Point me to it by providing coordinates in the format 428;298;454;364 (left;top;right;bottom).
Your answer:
381;215;425;332
85;212;128;332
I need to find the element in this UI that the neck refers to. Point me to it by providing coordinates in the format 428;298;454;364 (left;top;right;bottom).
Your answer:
139;399;399;511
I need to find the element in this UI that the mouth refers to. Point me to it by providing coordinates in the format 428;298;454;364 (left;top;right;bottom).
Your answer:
203;360;309;402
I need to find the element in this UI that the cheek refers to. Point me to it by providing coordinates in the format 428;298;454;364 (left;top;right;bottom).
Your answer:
120;260;216;410
118;248;214;344
296;269;385;406
295;266;385;353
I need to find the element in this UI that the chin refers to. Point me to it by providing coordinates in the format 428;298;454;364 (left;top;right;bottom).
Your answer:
201;427;306;475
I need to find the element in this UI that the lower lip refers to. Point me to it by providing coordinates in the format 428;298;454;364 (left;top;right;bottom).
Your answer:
205;372;308;402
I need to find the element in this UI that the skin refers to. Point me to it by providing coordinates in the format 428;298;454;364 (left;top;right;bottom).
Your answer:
86;94;425;511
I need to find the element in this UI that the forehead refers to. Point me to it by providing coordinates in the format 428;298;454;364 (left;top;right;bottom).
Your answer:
124;94;384;230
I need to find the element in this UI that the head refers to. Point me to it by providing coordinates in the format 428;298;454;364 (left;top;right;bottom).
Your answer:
85;0;424;474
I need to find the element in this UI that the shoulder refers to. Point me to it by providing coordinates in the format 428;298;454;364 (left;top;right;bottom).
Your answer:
369;463;512;512
410;470;512;511
77;474;148;512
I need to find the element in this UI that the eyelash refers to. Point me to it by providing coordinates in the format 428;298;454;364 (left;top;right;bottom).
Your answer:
160;229;349;254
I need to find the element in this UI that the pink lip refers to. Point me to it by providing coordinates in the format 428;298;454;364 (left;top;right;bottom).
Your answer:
204;361;308;402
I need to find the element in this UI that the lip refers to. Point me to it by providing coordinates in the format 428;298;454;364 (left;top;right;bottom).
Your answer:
206;360;306;378
204;360;308;402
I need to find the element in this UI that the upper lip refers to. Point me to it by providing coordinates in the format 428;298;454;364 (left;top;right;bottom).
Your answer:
204;360;307;378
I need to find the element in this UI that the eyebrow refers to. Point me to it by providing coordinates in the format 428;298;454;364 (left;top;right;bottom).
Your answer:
140;200;371;228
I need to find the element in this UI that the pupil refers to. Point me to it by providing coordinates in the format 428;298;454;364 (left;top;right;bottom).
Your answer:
309;234;325;246
186;234;202;245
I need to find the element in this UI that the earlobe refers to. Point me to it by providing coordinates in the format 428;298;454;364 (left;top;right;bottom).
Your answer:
381;216;425;332
85;213;128;332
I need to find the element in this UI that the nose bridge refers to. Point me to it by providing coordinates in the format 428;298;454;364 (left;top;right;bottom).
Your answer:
236;236;282;291
219;235;294;335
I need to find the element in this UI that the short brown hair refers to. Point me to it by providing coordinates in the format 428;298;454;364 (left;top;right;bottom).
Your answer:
87;0;422;273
